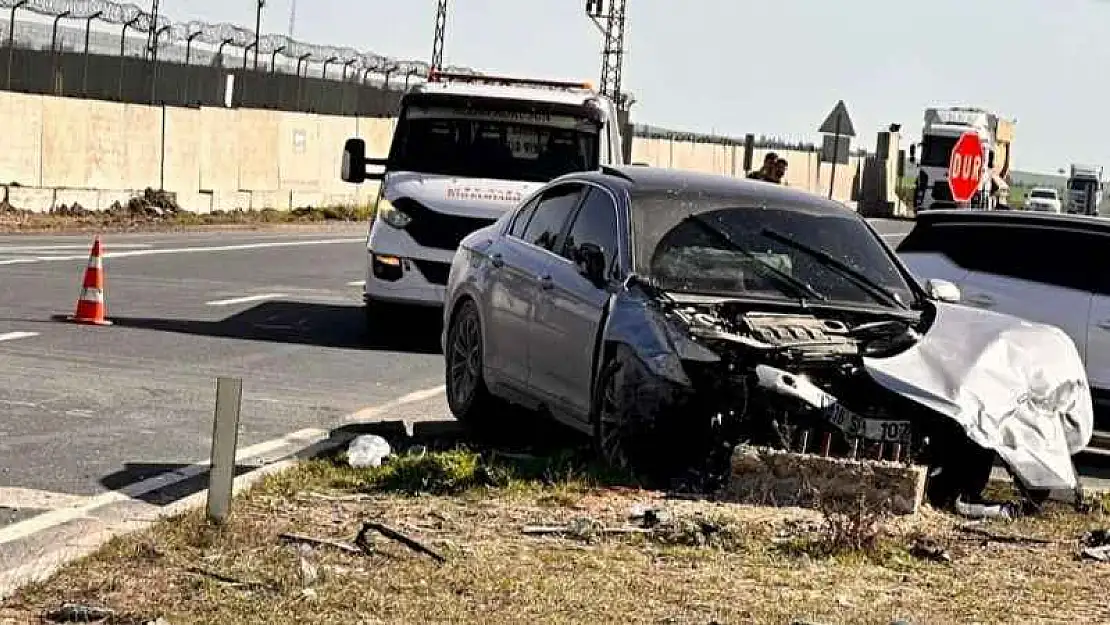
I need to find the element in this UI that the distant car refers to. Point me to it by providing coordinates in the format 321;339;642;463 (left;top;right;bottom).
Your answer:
441;166;1092;507
1024;187;1062;213
897;210;1110;447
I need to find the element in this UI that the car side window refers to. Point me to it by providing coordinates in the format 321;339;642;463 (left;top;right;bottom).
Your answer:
519;184;584;252
560;187;620;273
952;224;1100;292
507;197;540;238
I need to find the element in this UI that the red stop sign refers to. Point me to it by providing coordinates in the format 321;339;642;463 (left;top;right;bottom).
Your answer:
947;132;985;204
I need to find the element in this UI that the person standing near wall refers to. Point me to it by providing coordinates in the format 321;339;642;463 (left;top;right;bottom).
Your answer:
748;152;778;181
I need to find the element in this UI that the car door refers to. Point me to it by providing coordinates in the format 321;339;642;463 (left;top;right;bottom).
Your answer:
497;183;586;391
482;195;541;384
1072;232;1110;402
529;186;622;420
947;224;1093;364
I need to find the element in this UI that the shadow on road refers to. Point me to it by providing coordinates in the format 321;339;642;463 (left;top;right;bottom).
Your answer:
99;462;258;506
57;300;442;354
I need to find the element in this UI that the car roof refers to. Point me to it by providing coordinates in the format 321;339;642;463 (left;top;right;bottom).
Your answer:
913;209;1110;233
559;165;855;216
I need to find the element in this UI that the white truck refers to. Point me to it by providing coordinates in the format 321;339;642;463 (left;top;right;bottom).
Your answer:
910;107;1015;211
340;71;626;332
1065;164;1104;216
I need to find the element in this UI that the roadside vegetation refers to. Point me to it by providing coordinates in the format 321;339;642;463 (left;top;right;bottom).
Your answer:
0;187;373;233
3;444;1109;625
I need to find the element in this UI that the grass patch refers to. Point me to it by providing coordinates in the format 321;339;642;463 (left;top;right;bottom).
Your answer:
4;450;1110;624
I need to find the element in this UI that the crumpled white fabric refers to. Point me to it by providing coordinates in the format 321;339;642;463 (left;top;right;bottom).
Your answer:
864;301;1093;491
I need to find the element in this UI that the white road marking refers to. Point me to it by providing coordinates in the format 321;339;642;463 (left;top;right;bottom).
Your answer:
0;488;94;511
880;233;905;239
0;244;152;253
0;332;38;343
206;293;288;307
347;280;365;287
0;237;363;266
0;383;448;546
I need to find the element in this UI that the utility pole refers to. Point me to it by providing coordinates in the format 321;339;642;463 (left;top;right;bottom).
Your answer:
253;0;265;70
585;0;628;107
430;0;447;74
145;0;160;60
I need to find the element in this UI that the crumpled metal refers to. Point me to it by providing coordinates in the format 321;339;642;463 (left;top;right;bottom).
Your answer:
864;301;1093;491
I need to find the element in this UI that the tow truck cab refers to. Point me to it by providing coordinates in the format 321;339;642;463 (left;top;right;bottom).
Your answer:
340;71;625;326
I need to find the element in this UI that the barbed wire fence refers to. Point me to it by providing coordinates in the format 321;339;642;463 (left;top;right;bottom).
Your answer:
0;0;477;84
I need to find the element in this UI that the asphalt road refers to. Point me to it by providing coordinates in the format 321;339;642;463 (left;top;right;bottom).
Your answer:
0;225;450;527
5;217;1104;535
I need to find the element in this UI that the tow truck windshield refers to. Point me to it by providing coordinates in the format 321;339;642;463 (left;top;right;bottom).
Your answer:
389;104;601;183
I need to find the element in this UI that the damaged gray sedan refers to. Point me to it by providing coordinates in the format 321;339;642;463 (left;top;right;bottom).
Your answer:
441;165;1093;508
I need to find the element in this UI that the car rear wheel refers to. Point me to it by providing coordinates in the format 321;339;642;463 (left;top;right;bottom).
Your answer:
445;299;495;427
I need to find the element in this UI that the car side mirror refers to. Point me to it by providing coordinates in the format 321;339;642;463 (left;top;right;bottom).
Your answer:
575;242;608;286
341;138;385;183
341;138;366;183
926;278;961;302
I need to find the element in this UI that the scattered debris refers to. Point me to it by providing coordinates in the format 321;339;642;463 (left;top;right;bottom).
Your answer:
279;532;365;555
629;504;672;528
956;525;1057;546
1080;529;1110;562
522;517;653;539
954;498;1019;520
355;521;446;563
347;434;392;468
184;565;270;590
908;535;951;563
43;603;115;623
302;491;374;503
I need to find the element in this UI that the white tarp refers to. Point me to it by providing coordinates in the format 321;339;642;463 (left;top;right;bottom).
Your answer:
864;301;1093;491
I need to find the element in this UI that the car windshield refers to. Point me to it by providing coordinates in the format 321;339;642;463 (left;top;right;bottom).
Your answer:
919;135;959;167
638;203;917;308
389;103;601;183
1030;190;1056;199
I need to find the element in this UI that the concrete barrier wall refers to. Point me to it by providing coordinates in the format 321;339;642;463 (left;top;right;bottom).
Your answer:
0;91;860;213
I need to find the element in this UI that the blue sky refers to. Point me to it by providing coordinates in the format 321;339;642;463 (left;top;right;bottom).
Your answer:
162;0;1108;174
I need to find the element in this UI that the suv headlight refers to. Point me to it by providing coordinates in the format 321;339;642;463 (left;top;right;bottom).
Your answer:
377;197;411;228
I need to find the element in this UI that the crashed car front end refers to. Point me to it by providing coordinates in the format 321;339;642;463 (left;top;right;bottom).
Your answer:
598;280;1093;505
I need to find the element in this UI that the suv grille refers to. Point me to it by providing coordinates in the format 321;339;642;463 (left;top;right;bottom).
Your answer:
393;197;498;251
413;259;451;285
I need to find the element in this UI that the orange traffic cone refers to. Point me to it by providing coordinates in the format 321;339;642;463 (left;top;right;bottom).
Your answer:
69;236;112;326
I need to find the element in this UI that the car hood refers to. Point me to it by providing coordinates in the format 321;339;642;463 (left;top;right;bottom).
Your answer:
864;301;1093;491
383;172;543;220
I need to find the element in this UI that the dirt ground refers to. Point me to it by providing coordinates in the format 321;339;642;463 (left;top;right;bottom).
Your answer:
2;451;1108;625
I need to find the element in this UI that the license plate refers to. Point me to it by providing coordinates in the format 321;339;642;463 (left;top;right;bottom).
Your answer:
822;402;912;444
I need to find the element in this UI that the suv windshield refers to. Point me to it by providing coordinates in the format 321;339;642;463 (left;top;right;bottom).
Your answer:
389;104;601;182
641;204;917;308
1030;189;1057;199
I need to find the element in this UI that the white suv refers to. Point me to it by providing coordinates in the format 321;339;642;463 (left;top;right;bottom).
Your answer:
896;210;1110;449
341;72;625;330
1024;187;1062;212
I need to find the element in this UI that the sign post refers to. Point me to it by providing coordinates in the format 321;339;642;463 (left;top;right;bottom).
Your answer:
818;100;856;200
947;131;985;206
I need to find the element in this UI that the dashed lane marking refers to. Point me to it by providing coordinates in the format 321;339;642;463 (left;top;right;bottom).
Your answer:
205;293;288;307
0;332;38;343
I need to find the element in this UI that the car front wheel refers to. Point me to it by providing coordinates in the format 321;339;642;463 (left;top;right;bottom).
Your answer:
445;299;495;427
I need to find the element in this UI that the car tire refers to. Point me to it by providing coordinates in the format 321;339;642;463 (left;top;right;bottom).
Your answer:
444;299;497;430
592;348;670;479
